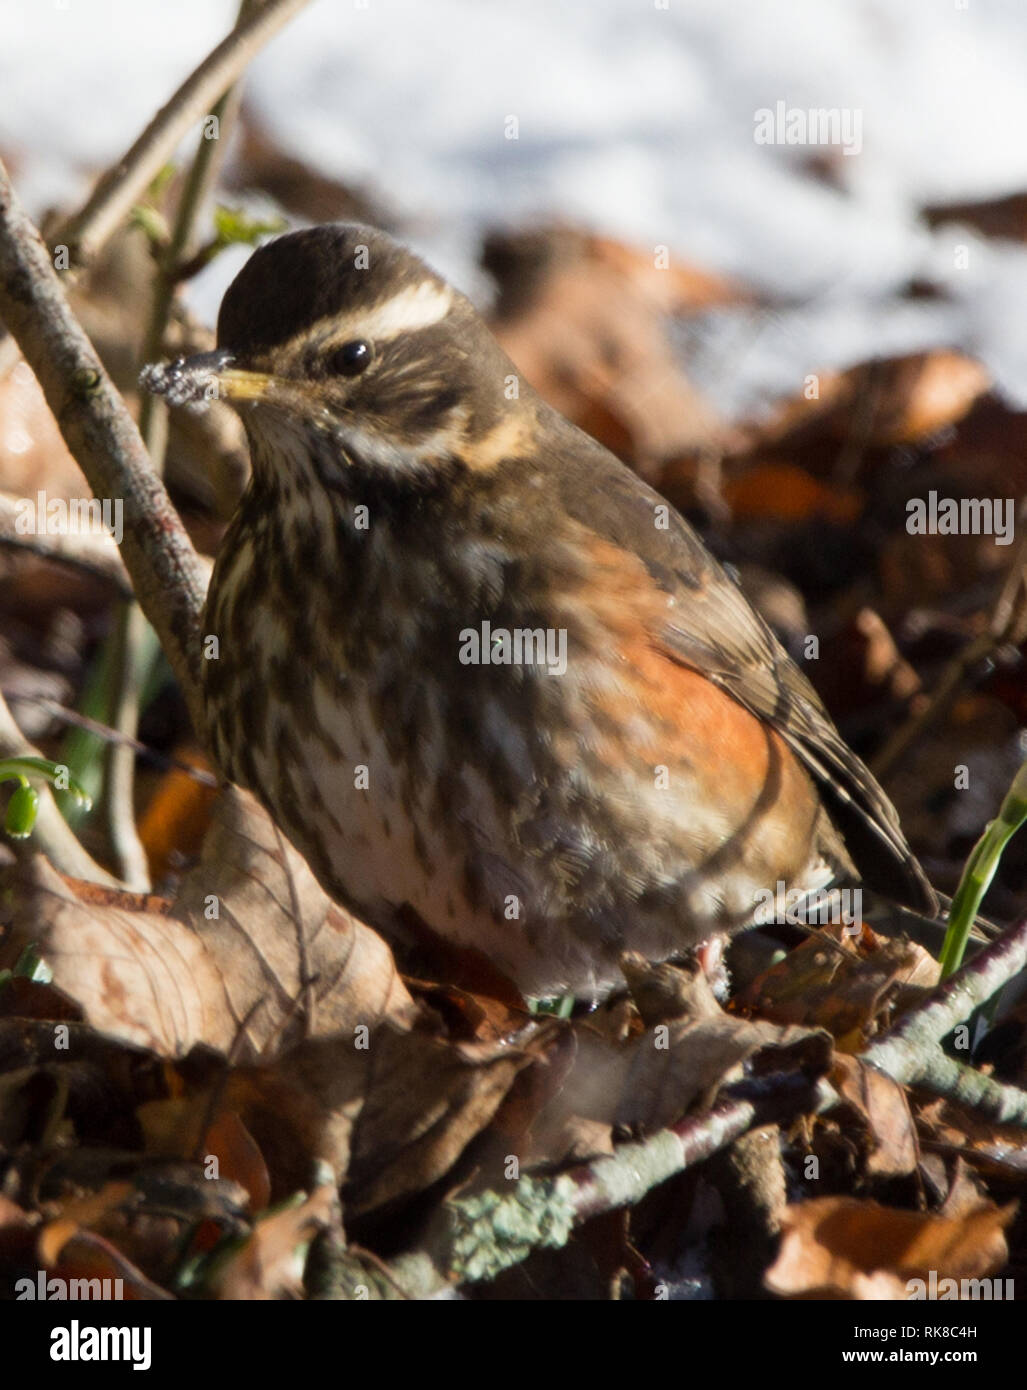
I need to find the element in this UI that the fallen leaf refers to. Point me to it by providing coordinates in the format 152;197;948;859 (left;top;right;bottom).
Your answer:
137;748;219;885
509;960;832;1166
220;1022;535;1214
723;462;862;524
766;1195;1013;1299
741;925;940;1048
485;224;736;476
2;788;416;1058
753;351;990;453
831;1054;918;1177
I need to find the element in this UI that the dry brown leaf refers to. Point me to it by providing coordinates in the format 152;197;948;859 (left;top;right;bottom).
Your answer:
174;787;416;1055
29;1151;252;1283
581;230;749;315
722;462;862;524
3;858;221;1055
219;1022;536;1214
37;1184;136;1265
742;925;939;1048
201;1110;272;1213
4;788;542;1218
810;608;922;726
0;358;90;502
485;225;734;475
2;787;416;1058
918;1098;1027;1179
877;518;1018;616
831;1054;919;1177
753;350;990;452
936;1160;997;1216
36;1224;173;1301
511;961;832;1167
923;190;1027;243
766;1195;1013;1299
137;748;219;885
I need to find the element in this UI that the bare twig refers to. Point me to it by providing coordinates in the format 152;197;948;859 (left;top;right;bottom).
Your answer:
3;693;217;785
103;0;255;887
0;158;209;739
54;0;312;266
135;0;255;464
905;1049;1027;1126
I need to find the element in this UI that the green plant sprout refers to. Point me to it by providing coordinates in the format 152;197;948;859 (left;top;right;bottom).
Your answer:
0;756;92;841
939;758;1027;979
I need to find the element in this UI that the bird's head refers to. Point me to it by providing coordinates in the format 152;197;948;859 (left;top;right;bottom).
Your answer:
143;223;532;492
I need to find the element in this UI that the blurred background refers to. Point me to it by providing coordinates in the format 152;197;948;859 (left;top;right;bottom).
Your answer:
6;0;1027;404
1;0;1026;910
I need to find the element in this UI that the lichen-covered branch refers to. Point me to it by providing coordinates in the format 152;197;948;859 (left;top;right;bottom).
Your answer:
907;1048;1027;1126
379;1071;833;1297
863;911;1027;1123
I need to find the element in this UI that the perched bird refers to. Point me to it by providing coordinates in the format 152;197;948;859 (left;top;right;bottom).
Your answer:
143;224;936;998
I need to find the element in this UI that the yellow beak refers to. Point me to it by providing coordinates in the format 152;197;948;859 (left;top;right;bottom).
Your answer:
140;349;276;409
214;367;274;403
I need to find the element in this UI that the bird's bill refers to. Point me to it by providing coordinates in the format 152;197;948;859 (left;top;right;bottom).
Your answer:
140;349;272;409
211;367;274;403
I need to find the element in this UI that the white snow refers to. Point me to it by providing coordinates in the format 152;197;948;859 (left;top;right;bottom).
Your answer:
3;0;1027;411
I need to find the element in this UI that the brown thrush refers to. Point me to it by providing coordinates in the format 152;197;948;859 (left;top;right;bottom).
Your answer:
143;224;936;998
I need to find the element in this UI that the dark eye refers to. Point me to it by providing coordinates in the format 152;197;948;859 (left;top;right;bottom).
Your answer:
329;340;372;376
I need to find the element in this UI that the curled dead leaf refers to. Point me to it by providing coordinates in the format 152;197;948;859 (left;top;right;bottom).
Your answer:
831;1054;918;1178
741;924;939;1048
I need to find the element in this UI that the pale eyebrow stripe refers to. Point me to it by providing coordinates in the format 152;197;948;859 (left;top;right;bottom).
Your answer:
357;280;455;339
278;279;455;358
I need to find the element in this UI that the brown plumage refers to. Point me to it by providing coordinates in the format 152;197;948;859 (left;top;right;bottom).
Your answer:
144;224;936;997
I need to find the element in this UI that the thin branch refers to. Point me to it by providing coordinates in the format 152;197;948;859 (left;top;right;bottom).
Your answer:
54;0;312;266
908;1049;1027;1126
3;694;217;785
103;0;254;887
0;158;209;740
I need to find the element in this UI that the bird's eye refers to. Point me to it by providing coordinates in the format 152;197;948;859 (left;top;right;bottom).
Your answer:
329;340;372;376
